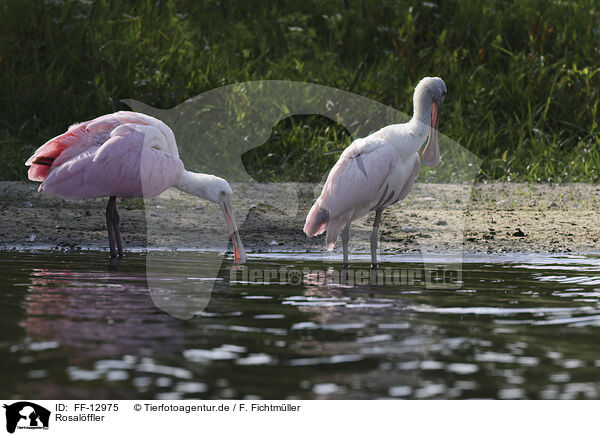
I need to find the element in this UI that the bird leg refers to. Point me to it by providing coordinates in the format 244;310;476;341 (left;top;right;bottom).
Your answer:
105;196;123;258
371;208;383;269
341;223;350;269
105;197;117;258
113;203;123;258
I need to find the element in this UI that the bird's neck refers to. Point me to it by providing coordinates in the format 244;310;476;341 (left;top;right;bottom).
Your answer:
175;170;218;203
383;95;432;156
409;94;431;136
408;92;433;141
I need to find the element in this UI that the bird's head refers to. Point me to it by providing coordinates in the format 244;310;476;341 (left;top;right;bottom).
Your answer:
176;172;247;264
415;77;446;167
201;175;233;204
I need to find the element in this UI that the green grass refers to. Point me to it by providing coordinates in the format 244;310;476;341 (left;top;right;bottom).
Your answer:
1;0;599;183
241;115;350;183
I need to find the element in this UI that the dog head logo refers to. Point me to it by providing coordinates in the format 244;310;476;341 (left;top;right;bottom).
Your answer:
124;80;480;319
3;402;50;434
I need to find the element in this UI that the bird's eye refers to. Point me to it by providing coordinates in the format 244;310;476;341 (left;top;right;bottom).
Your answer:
442;90;447;96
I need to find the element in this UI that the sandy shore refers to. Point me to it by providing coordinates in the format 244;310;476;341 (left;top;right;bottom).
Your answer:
1;181;599;256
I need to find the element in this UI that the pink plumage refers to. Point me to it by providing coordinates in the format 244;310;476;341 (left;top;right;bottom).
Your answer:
26;111;184;200
26;110;247;262
305;139;418;250
304;77;447;267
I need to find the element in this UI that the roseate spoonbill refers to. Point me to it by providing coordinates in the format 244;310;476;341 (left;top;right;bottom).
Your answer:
26;111;246;263
304;77;446;267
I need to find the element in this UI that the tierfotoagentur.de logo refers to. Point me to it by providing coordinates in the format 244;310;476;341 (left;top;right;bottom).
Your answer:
3;402;50;434
229;265;461;287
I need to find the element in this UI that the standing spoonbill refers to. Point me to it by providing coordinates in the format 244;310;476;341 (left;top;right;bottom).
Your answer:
304;77;446;267
26;111;246;263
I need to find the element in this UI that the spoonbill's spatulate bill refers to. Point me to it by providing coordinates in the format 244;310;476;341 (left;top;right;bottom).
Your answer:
26;111;246;263
304;77;447;267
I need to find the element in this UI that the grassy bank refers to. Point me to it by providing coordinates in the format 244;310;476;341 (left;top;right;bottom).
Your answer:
1;0;599;182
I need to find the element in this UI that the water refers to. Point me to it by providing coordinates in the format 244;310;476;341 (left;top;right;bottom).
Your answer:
2;250;600;399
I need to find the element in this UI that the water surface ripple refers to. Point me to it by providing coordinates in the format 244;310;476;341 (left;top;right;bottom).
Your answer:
2;251;600;399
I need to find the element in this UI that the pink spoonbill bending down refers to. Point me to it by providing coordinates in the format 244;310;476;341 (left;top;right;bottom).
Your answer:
26;111;246;263
304;77;446;268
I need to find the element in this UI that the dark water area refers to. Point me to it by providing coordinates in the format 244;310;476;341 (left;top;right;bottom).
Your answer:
2;250;600;400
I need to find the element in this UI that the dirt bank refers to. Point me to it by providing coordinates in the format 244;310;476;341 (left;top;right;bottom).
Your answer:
1;181;599;256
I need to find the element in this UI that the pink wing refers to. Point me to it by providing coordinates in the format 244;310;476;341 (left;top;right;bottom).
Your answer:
31;122;183;201
26;111;165;182
305;141;401;248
